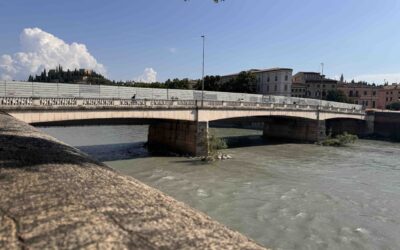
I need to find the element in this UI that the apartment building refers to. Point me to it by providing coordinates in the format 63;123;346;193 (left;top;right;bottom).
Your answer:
219;68;293;97
292;72;338;99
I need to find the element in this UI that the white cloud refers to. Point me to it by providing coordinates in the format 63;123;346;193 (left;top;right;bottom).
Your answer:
352;73;400;84
134;68;157;83
168;47;177;53
0;27;106;80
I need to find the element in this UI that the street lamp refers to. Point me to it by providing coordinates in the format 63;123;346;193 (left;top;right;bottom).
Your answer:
320;62;324;102
201;35;205;107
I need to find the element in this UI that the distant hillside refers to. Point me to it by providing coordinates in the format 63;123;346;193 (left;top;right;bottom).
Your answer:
28;66;113;85
28;66;194;90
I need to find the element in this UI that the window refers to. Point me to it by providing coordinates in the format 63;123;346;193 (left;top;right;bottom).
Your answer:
364;91;367;96
267;77;270;82
275;76;278;81
284;85;288;91
322;84;325;88
373;91;376;96
267;85;269;92
356;91;359;97
349;90;353;97
373;101;376;108
274;85;277;91
285;75;288;81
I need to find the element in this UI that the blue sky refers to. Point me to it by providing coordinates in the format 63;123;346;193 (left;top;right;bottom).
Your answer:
1;0;400;83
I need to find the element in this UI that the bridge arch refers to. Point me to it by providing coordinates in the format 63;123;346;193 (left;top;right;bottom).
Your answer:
325;117;372;137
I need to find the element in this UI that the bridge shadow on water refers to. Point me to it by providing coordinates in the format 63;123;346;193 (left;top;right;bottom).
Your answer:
221;135;294;149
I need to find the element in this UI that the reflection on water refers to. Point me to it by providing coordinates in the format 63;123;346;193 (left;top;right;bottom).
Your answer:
39;125;400;250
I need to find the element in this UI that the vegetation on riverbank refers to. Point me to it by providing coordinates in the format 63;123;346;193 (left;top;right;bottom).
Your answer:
318;132;358;147
209;135;228;152
202;135;229;161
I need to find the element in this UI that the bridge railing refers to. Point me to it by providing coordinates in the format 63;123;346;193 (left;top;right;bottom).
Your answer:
0;97;365;115
1;81;364;111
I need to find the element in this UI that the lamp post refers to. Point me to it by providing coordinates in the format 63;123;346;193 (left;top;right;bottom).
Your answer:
201;35;205;107
320;62;324;102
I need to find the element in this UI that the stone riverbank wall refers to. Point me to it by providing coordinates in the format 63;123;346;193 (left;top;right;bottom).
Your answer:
0;112;265;249
372;110;400;141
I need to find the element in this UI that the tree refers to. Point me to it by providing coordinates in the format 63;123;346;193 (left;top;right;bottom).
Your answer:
220;71;257;93
326;89;349;103
386;102;400;111
196;75;221;91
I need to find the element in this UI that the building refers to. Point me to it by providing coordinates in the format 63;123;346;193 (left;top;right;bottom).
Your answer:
338;83;382;109
291;83;306;98
378;84;400;109
219;68;293;96
292;72;338;99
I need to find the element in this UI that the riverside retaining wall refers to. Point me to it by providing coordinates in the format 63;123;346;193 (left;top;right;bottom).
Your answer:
373;110;400;141
0;112;265;249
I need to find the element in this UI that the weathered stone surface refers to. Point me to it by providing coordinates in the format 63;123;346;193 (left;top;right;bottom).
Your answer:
263;117;326;142
0;112;265;249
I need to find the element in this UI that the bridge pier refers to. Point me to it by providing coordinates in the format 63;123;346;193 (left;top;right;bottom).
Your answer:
263;117;326;142
148;120;209;156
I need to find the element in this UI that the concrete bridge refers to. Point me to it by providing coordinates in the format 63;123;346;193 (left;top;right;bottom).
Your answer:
1;96;371;156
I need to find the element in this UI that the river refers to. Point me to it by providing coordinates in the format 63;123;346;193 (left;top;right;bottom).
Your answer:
39;125;400;250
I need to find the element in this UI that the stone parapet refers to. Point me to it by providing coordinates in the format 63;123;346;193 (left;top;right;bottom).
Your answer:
0;112;264;249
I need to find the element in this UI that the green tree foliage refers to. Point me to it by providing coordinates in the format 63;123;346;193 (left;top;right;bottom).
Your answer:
30;65;111;85
195;75;221;91
28;66;193;90
195;72;256;93
326;89;349;103
319;132;358;147
165;78;191;89
221;71;257;93
386;102;400;111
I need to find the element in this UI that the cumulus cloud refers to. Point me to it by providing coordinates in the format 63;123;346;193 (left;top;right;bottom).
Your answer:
134;68;157;83
352;73;400;84
0;27;106;80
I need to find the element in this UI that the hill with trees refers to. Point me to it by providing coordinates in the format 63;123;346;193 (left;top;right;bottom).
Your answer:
28;66;193;90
